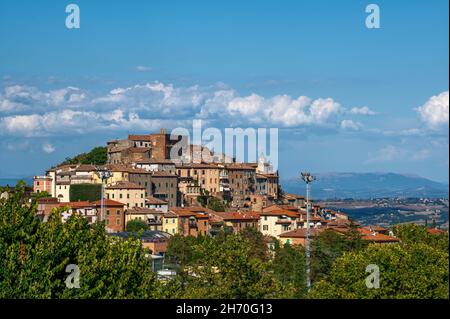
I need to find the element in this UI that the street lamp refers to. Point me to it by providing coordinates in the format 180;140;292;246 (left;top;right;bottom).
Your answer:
301;172;316;291
96;167;113;223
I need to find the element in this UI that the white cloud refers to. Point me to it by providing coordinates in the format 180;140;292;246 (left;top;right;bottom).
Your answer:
135;65;152;72
340;119;362;131
222;94;341;126
350;106;377;115
0;85;87;113
366;145;431;163
0;80;358;136
0;109;189;137
417;91;449;129
366;145;405;163
42;143;55;153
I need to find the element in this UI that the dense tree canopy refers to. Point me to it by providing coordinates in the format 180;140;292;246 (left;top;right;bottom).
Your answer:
0;183;159;298
125;219;149;232
309;242;448;299
1;183;448;299
59;146;107;166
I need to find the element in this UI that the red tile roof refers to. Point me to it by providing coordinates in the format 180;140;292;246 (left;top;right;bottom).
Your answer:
279;228;325;238
91;199;125;207
211;211;260;221
128;134;152;141
145;195;168;205
427;228;446;235
59;201;93;209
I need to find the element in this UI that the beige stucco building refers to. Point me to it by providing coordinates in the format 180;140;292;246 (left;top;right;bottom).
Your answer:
105;181;146;209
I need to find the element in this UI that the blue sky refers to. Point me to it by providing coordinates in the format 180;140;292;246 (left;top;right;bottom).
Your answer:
0;0;448;182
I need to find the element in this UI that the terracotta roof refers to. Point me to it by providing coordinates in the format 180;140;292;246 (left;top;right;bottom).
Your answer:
75;164;97;172
151;171;178;177
172;206;215;214
211;211;260;221
225;163;256;170
258;208;298;218
361;233;400;243
276;204;300;211
126;207;162;215
170;207;211;219
104;164;133;172
106;181;145;190
368;225;388;232
279;228;325;238
163;211;178;218
128;134;153;141
175;163;219;169
59;201;93;209
135;159;175;165
427;228;446;235
263;204;299;213
145;195;168;205
91;199;126;207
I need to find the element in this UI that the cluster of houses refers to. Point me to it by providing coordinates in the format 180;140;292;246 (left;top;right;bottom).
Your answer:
32;129;401;258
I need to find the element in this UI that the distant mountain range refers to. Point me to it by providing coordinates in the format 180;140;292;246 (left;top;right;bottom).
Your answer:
281;172;449;199
0;178;33;187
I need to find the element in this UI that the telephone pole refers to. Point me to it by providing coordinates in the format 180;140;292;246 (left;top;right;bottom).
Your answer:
96;167;113;223
301;172;315;291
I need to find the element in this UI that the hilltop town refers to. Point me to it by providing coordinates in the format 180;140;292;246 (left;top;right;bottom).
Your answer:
28;128;410;258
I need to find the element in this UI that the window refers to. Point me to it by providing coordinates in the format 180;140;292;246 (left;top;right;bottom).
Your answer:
106;210;110;216
116;218;121;225
37;181;40;186
264;216;268;221
127;203;130;208
116;210;120;215
119;194;123;199
263;225;268;231
141;203;144;207
106;220;109;225
127;194;130;199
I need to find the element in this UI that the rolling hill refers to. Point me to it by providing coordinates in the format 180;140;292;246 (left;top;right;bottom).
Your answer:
281;172;449;199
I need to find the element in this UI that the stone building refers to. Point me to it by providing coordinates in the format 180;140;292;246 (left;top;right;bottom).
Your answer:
105;181;146;209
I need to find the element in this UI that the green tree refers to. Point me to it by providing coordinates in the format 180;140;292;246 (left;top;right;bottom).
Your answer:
0;183;161;298
180;234;288;298
311;228;368;283
309;242;449;299
207;197;227;212
125;219;149;232
69;184;102;202
59;146;107;166
240;227;269;262
271;241;307;298
31;191;51;198
393;223;448;253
